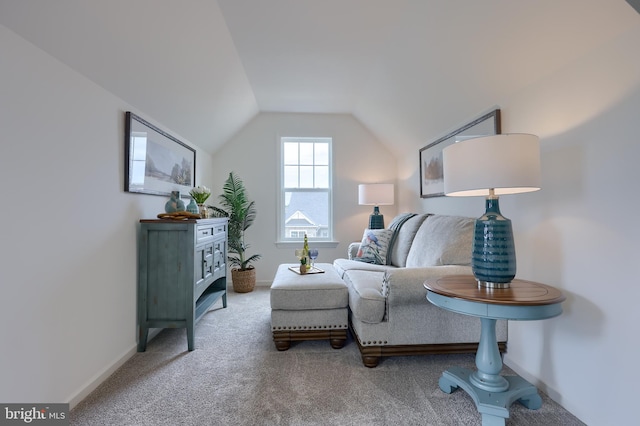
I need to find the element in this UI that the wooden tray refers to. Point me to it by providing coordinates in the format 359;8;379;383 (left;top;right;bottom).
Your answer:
288;266;325;275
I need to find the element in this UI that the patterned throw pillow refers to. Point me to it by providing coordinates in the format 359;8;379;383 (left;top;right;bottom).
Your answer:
354;229;394;265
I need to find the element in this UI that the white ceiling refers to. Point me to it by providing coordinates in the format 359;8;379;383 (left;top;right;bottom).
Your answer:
1;1;638;154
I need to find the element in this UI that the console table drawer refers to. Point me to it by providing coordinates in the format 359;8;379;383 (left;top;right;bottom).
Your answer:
213;223;227;239
196;225;214;243
196;222;227;243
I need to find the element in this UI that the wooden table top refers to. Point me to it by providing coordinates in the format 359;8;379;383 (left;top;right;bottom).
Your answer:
424;275;565;306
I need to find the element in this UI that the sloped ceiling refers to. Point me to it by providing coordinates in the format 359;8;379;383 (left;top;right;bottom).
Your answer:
1;1;638;155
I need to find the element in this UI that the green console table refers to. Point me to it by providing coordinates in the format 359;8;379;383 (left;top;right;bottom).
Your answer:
138;218;228;351
424;275;565;426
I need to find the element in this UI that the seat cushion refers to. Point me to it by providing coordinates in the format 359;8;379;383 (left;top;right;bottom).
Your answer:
405;215;474;267
343;270;387;324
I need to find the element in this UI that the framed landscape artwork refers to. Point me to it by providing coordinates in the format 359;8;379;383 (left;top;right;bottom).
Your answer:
124;111;196;197
419;109;501;198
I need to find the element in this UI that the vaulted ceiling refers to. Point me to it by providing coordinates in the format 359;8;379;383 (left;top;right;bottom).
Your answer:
1;1;637;155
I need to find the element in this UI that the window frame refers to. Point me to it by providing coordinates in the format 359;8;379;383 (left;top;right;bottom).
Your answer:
276;136;337;248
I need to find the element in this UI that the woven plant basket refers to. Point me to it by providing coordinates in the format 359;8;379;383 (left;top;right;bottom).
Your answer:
231;267;256;293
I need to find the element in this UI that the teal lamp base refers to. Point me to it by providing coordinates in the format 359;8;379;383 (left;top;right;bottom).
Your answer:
368;206;385;229
472;197;516;288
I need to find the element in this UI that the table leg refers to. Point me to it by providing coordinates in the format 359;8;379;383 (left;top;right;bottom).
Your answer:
138;326;149;352
187;318;194;351
437;317;543;425
471;318;509;392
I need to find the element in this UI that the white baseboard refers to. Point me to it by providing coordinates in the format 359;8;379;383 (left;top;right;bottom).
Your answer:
67;329;161;409
503;356;561;403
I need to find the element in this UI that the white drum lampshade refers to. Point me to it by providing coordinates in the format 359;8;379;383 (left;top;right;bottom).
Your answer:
443;134;541;287
358;183;394;229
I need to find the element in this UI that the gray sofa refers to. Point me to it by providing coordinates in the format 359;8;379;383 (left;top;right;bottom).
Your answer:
333;213;507;367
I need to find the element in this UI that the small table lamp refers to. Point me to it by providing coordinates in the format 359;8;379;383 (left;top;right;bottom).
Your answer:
358;183;394;229
442;134;541;288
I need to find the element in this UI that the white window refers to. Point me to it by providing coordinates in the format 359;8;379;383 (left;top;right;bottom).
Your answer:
279;137;333;243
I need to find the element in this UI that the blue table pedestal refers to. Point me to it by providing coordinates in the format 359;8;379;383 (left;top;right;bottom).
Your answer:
439;366;542;426
438;317;542;425
425;276;565;426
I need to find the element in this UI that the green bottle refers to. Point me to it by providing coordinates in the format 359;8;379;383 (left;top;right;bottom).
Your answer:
303;233;310;265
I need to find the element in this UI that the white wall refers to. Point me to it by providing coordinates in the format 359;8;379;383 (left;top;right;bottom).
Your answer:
501;24;640;426
210;112;397;284
396;25;640;425
4;12;639;424
0;25;214;407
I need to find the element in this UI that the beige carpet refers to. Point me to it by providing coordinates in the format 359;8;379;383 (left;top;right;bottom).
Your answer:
71;287;584;425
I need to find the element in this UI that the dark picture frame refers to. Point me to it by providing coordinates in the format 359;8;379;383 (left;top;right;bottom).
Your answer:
124;111;196;197
419;109;501;198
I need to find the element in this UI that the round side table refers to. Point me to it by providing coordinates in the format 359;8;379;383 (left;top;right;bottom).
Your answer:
424;275;565;426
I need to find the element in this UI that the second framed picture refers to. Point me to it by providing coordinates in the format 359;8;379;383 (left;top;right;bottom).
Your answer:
419;109;501;198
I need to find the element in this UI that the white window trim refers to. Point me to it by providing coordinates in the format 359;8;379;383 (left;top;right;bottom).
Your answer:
276;136;338;248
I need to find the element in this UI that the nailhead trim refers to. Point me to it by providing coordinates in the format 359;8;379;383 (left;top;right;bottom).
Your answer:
272;324;348;331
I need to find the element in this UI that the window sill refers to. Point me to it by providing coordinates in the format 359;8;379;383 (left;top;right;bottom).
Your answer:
275;241;340;249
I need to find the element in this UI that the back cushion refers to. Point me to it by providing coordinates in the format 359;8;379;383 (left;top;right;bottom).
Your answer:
389;214;429;267
405;215;474;267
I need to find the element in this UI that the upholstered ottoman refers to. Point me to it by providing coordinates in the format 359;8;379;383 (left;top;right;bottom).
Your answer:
270;263;348;350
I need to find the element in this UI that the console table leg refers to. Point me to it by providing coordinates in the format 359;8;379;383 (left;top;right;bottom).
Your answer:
187;319;194;351
138;327;149;352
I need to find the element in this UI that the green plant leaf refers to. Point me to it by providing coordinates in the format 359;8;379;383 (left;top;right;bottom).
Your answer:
213;172;260;271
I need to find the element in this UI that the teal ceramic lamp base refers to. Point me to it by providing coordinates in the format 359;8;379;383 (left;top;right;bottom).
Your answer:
472;197;516;288
442;134;542;289
368;206;385;229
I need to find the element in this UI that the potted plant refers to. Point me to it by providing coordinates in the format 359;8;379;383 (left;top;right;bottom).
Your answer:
189;185;211;218
299;256;308;274
211;172;261;293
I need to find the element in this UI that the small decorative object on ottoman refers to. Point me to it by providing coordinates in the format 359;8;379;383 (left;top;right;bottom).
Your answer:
270;263;348;350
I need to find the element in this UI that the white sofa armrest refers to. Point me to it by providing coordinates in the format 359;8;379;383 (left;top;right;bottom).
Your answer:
383;266;472;305
348;241;360;260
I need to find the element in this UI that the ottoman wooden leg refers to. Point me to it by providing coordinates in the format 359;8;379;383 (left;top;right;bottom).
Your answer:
330;330;347;349
273;329;347;350
273;331;291;351
275;340;291;351
330;338;346;349
362;355;380;368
